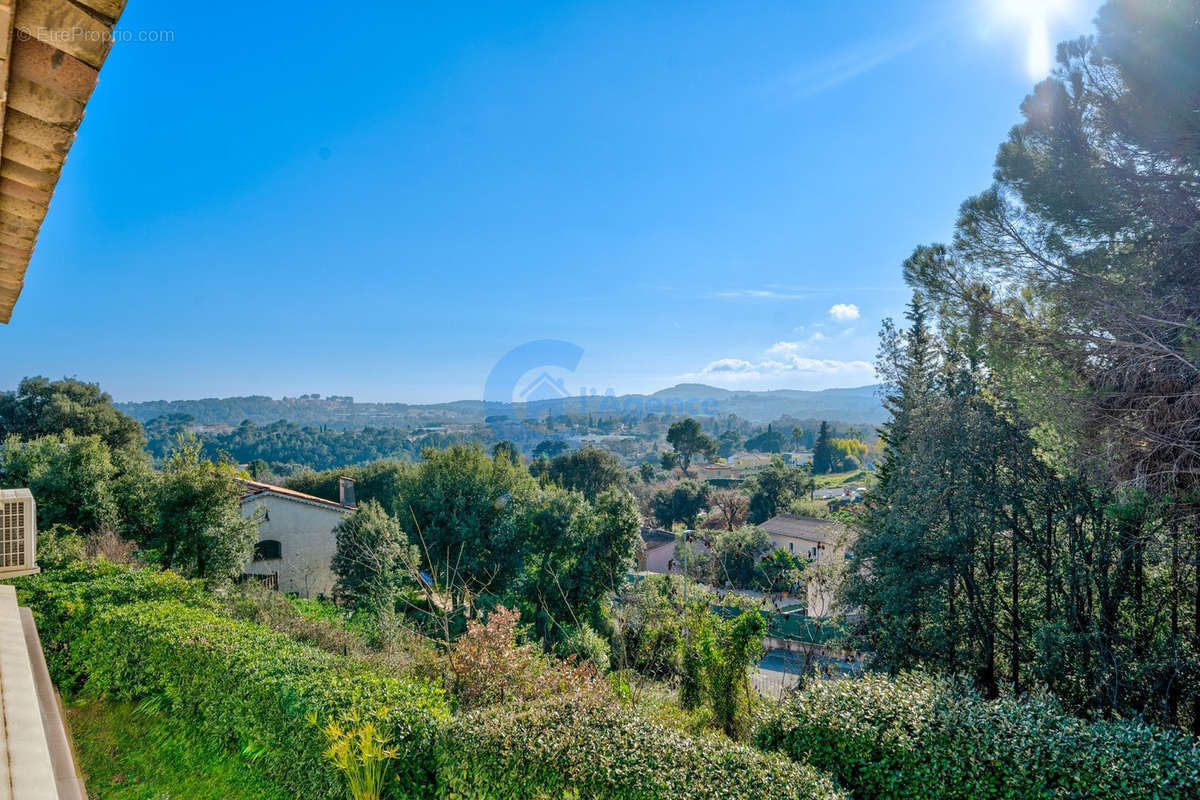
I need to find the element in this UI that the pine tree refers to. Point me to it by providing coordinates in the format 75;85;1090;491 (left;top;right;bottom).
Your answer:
811;421;834;475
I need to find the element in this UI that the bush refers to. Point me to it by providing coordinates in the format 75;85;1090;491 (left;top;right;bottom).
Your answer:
75;601;449;800
11;561;214;688
556;622;611;672
440;697;847;800
34;525;87;571
220;581;366;657
756;672;1200;800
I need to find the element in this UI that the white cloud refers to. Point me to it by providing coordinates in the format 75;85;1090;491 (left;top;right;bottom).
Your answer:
714;289;807;301
829;303;860;321
688;353;875;385
684;326;876;390
766;332;827;355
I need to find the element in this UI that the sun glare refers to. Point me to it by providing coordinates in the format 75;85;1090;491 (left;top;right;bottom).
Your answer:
989;0;1075;79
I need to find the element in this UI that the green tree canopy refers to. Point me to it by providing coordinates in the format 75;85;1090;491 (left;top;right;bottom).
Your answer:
744;426;787;453
398;444;533;606
745;456;810;524
514;486;640;645
331;499;411;613
665;418;717;476
152;435;258;583
0;377;143;453
540;447;626;501
652;479;712;529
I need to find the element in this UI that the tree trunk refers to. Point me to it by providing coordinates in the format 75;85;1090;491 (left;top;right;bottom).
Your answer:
1011;519;1020;695
1193;522;1200;737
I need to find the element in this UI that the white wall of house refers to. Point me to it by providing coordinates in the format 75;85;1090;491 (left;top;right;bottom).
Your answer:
642;542;676;574
240;495;350;598
766;532;845;617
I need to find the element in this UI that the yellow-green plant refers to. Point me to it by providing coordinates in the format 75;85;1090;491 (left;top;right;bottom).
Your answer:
318;708;400;800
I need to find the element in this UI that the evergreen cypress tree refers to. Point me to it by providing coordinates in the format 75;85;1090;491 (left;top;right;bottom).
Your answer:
811;421;834;475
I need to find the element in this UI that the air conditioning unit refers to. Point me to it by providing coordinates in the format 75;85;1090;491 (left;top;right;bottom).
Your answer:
0;489;38;577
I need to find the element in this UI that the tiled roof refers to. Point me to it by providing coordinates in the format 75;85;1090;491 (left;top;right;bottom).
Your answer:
239;480;354;513
759;514;838;544
0;0;128;323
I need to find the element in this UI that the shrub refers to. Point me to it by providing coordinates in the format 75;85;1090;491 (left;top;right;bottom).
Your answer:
75;601;449;800
756;672;1200;800
440;697;847;800
556;621;611;672
221;580;366;657
11;561;214;688
447;606;611;711
34;525;87;571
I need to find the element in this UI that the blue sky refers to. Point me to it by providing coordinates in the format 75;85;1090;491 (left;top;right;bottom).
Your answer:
0;0;1101;403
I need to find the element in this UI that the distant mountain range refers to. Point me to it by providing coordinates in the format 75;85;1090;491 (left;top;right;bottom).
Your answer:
117;384;887;429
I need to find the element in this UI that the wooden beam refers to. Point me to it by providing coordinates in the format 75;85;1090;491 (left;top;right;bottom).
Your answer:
0;242;31;263
0;0;128;324
0;0;16;192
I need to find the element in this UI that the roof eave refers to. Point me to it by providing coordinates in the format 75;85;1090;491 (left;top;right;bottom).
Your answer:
0;0;128;323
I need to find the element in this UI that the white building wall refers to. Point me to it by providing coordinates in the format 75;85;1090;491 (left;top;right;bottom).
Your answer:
766;532;844;617
241;496;350;598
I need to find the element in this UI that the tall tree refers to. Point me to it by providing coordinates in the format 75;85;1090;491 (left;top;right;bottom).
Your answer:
516;486;640;644
541;447;626;501
885;0;1200;731
153;435;258;583
331;499;410;613
0;432;121;533
710;489;749;532
652;479;712;529
665;418;717;476
790;426;804;451
492;440;522;467
0;377;143;453
745;456;809;524
810;422;834;475
398;444;532;609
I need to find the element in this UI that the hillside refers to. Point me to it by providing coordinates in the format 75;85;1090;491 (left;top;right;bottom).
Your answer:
116;384;886;429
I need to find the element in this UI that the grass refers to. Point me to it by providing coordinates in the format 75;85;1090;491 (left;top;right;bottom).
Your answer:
65;698;291;800
813;469;873;489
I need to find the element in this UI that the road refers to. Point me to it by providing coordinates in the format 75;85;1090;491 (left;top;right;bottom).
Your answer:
753;648;862;698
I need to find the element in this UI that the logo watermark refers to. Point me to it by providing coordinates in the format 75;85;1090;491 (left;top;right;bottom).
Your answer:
16;27;175;45
483;340;722;441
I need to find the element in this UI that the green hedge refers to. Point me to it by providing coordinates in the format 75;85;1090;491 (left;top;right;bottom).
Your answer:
76;600;449;800
756;672;1200;800
11;561;214;688
440;698;847;800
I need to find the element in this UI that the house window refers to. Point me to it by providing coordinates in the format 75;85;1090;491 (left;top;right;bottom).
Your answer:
788;542;794;552
809;547;818;559
254;539;282;561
